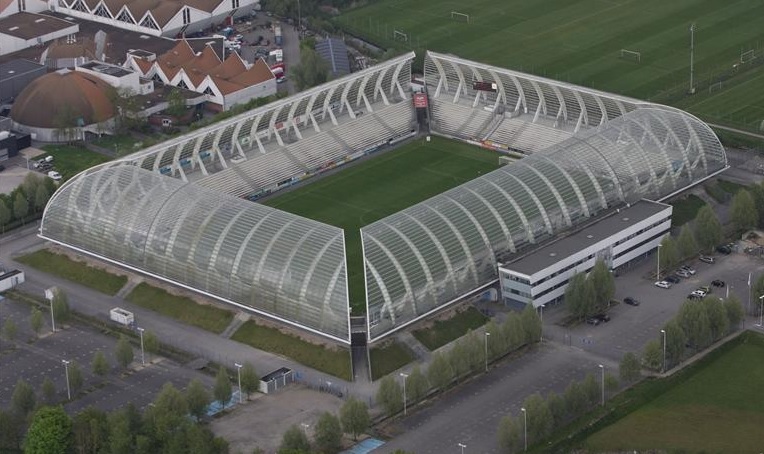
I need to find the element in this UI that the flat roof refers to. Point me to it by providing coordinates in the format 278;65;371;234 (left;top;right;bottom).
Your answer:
0;12;77;40
79;61;133;78
0;59;45;82
501;200;671;276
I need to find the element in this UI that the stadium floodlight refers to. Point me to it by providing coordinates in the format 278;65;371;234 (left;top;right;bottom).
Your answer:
451;11;470;23
619;49;641;63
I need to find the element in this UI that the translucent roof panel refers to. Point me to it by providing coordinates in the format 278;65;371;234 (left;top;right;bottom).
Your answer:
363;106;726;342
40;165;350;343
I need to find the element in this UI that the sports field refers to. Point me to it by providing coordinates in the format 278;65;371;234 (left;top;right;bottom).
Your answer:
263;136;499;312
338;0;764;132
584;331;764;453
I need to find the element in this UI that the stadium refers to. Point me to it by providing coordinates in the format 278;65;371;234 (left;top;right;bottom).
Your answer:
39;51;727;352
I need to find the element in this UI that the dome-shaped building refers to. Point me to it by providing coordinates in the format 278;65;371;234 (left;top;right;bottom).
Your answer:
11;68;115;142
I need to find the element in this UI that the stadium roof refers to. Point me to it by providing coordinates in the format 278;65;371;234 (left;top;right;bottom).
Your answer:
40;165;350;342
361;51;727;342
315;38;350;76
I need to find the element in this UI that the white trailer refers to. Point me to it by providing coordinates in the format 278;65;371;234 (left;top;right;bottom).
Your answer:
0;269;24;292
110;308;135;326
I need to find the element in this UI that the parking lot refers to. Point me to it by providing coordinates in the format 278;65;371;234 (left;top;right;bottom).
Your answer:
0;298;214;414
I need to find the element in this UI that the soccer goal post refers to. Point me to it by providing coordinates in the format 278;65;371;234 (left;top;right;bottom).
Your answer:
451;11;470;23
393;29;408;42
740;49;756;64
619;49;641;63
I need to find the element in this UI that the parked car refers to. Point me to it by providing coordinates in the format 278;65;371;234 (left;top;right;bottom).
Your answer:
675;269;691;278
586;317;601;326
699;255;715;264
697;286;710;294
665;275;681;284
691;289;707;298
687;293;703;300
623;297;640;306
655;281;672;289
47;170;62;181
716;245;732;255
595;313;611;322
679;265;696;275
711;279;725;287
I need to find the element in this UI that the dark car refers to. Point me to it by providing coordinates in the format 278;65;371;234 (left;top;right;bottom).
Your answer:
665;275;681;284
624;297;640;306
586;317;601;326
711;279;725;287
594;313;611;322
716;245;732;255
699;255;715;264
0;164;5;172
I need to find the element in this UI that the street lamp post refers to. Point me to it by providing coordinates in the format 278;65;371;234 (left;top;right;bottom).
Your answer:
399;372;408;416
656;243;662;280
457;442;466;454
484;331;491;372
539;304;545;342
521;407;527;452
137;327;145;366
49;297;56;333
62;359;71;400
235;363;243;403
660;329;667;373
757;295;764;328
598;364;605;406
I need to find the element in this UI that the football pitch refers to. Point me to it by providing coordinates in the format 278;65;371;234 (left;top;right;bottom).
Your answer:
338;0;764;132
263;136;500;311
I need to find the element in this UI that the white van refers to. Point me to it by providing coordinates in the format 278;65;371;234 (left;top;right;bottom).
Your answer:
47;171;62;181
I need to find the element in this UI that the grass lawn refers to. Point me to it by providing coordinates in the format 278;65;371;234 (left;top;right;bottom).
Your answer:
36;145;111;180
16;249;127;295
338;0;764;132
231;321;351;380
264;136;499;312
669;194;706;226
126;283;234;334
369;341;416;380
716;178;748;195
584;332;764;453
91;134;148;155
412;306;488;351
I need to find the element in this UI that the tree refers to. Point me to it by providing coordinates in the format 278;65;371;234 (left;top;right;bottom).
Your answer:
546;392;566;429
185;378;211;421
30;307;43;338
165;89;187;117
520;304;542;344
72;406;109;454
427;352;453;392
376;375;403;416
213;366;232;405
405;365;429;404
677;224;698;259
142;330;159;360
581;373;600;409
523;393;553;444
53;104;81;143
485;320;508;359
447;337;471;379
663;319;686;368
313;412;342;454
497;414;523;453
239;362;258;399
619;352;642;383
604;373;619;395
729;189;758;233
0;199;11;233
41;377;57;405
21;173;40;203
13;191;28;225
92;350;109;377
291;48;330;90
107;409;135;454
693;206;722;253
34;184;50;213
702;297;730;341
562;381;586;417
502;312;525;350
115;335;134;369
149;383;189;442
3;317;17;342
51;288;71;324
11;379;36;417
589;260;615;313
279;425;310;453
658;236;679;275
564;273;587;319
724;295;745;330
753;273;764;316
340;398;369;441
677;299;712;351
68;360;84;396
749;183;764;228
0;409;23;452
642;339;663;371
24;406;72;454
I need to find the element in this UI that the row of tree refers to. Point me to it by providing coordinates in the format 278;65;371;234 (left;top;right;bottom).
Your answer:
277;398;370;454
376;306;542;417
728;181;764;234
641;296;744;372
564;260;615;320
0;174;55;233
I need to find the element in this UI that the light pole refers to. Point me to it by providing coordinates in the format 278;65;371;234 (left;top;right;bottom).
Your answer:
457;442;466;454
521;407;527;452
137;327;145;366
689;23;696;94
757;295;764;328
539;304;545;342
62;359;71;400
399;372;408;416
49;297;56;333
726;285;730;299
235;362;243;403
660;329;667;373
656;243;662;280
598;364;605;406
484;331;491;372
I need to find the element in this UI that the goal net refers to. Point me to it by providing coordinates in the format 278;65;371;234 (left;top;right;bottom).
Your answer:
619;49;641;63
451;11;470;23
393;29;408;42
740;49;756;64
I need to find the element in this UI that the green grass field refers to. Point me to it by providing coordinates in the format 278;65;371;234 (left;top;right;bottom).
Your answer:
412;307;489;351
16;250;127;295
338;0;764;132
369;341;416;380
584;332;764;453
669;194;706;227
264;136;499;311
37;145;111;180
